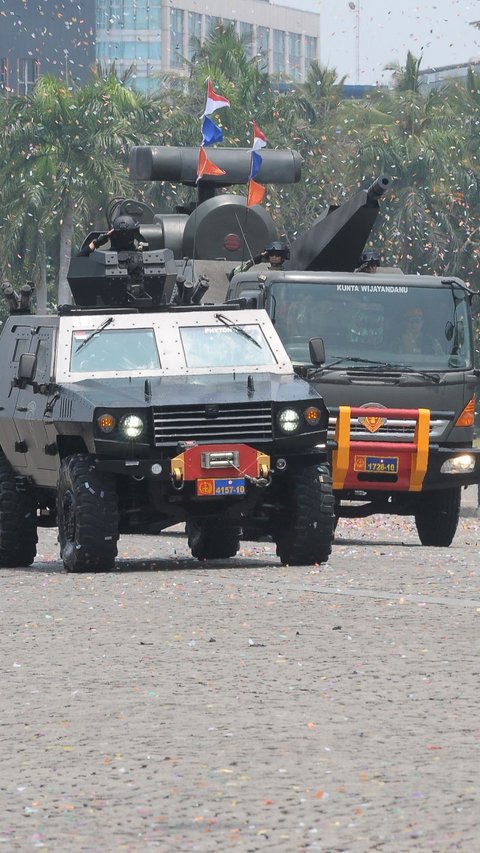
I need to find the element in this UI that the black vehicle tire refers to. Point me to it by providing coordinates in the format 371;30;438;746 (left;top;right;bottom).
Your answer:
414;487;461;547
186;518;241;561
0;453;37;567
272;465;335;566
57;454;119;572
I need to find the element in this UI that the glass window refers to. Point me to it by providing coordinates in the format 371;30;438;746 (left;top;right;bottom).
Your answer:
0;57;8;90
288;33;302;81
187;12;202;60
272;30;285;74
305;35;317;73
13;338;29;363
267;282;474;370
148;41;161;60
205;16;220;36
170;8;184;68
240;22;254;59
17;58;38;95
257;27;270;71
180;325;277;368
70;329;161;373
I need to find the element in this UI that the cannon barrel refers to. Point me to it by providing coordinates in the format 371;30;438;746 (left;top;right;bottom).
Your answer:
129;146;302;187
286;176;391;273
367;175;390;204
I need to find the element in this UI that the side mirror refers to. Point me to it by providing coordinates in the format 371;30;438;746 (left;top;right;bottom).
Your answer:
309;337;325;366
17;352;37;384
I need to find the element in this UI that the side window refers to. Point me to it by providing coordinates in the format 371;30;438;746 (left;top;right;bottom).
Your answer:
13;338;29;362
31;329;55;383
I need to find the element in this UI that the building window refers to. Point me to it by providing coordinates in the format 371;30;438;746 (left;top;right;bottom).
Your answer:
257;26;270;71
272;30;285;74
187;12;202;60
205;16;220;36
304;35;317;73
17;58;39;95
0;58;7;91
240;22;254;59
288;32;301;81
170;8;184;69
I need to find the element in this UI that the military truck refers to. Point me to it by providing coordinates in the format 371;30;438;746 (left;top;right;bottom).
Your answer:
0;247;335;571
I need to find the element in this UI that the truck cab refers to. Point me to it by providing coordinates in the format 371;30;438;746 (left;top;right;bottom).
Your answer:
227;268;480;545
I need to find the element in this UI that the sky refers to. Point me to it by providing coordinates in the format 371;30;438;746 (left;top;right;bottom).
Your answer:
274;0;480;85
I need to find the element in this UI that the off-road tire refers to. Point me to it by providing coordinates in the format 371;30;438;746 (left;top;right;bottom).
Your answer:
414;487;461;547
57;454;119;572
272;465;335;566
186;518;241;561
0;453;37;567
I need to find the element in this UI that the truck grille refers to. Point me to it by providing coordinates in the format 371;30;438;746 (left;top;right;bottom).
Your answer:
328;414;450;442
153;403;273;445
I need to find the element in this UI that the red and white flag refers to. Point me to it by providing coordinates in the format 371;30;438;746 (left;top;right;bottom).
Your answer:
203;79;230;116
252;120;268;150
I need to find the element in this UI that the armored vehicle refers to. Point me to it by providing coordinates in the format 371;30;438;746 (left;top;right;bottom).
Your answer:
0;249;335;571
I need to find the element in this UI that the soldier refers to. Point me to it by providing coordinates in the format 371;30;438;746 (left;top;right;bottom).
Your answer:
228;241;290;280
78;215;145;256
355;249;380;273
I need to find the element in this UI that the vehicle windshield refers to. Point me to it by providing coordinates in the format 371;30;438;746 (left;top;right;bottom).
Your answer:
70;329;160;373
180;324;276;368
267;281;473;371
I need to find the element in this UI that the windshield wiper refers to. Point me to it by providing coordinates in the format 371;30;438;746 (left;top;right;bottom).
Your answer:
324;356;391;368
215;313;261;348
386;362;441;383
75;317;113;354
324;356;441;383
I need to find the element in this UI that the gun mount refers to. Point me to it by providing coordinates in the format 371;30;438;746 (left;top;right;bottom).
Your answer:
127;145;389;276
66;145;390;308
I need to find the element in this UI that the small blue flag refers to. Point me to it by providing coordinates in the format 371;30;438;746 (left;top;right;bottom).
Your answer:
201;115;224;146
249;150;263;179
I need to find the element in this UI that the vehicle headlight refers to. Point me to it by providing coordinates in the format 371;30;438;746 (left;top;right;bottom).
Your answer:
277;408;301;433
119;414;144;440
440;454;475;474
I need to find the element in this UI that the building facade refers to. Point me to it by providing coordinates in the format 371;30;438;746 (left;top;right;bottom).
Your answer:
95;0;320;91
0;0;320;96
0;0;96;94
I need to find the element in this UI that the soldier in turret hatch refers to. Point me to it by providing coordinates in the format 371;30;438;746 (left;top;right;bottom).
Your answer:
78;215;145;256
228;241;290;281
355;249;380;273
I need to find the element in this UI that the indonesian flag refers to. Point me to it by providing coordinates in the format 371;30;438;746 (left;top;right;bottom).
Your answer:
196;147;226;182
252;120;268;150
247;178;265;207
203;79;230;116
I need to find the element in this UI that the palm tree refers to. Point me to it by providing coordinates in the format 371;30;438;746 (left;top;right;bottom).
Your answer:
0;67;166;305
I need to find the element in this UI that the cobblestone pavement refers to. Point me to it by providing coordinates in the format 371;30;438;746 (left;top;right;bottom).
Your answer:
1;514;479;853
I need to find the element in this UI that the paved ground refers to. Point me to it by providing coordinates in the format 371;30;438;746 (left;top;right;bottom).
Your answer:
1;508;479;852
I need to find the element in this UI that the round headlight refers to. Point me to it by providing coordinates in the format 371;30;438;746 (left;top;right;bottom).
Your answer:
97;413;116;433
304;406;322;426
277;408;301;433
119;414;144;440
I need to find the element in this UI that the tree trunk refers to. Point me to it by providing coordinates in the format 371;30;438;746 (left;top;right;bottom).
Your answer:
57;204;74;305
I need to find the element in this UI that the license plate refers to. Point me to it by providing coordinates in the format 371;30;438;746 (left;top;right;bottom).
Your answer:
353;455;399;474
196;477;246;496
